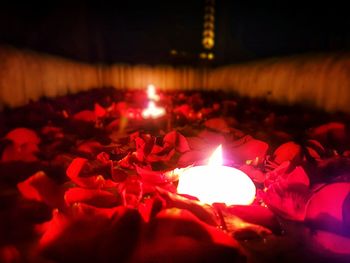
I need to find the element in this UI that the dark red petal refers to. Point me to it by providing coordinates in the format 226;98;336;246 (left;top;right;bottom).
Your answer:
17;171;63;208
1;143;39;162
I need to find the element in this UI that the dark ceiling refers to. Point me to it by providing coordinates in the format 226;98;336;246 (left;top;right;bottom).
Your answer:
0;0;349;65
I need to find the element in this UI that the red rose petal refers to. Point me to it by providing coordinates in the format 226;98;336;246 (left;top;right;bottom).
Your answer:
228;138;269;164
156;187;218;226
1;143;39;162
312;230;350;255
163;131;190;153
204;118;231;133
306;182;350;235
64;187;121;208
155;208;239;248
73;110;96;122
273;141;302;165
308;122;346;145
262;184;311;221
66;157;116;188
17;171;63;208
239;164;265;184
94;103;107;118
135;166;169;185
76;140;103;155
225;205;281;234
177;150;208;167
5;127;40;146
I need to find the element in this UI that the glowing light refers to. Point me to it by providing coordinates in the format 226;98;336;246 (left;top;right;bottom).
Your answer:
146;84;159;101
202;37;214;50
177;145;256;206
142;101;165;119
200;53;207;59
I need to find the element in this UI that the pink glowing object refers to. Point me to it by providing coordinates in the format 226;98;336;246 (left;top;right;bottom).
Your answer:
177;145;256;206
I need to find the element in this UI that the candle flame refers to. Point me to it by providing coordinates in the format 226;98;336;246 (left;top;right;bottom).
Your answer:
142;101;165;119
147;84;159;101
208;145;223;166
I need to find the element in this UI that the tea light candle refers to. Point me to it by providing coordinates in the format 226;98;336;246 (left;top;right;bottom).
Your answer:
177;145;256;206
141;101;166;119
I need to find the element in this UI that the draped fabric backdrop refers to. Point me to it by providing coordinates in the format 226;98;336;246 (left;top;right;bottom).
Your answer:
1;46;350;113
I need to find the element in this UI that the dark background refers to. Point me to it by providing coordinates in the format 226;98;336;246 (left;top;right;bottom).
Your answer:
0;0;349;65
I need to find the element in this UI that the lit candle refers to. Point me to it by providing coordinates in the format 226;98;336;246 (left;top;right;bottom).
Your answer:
142;84;166;119
177;145;256;206
141;101;166;119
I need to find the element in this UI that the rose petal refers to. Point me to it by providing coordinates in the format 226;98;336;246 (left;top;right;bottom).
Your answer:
135;166;170;185
76;140;103;155
5;127;40;146
17;171;63;208
163;131;190;153
311;230;350;255
73;110;96;122
1;143;39;162
64;188;121;208
94;103;107;118
228;138;269;164
306;182;350;236
225;205;281;234
204;118;231;133
262;184;311;221
308;122;346;146
177;150;208;167
273;141;302;165
154;208;240;249
156;187;218;226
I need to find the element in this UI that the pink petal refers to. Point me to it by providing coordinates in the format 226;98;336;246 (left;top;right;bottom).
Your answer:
312;230;350;255
306;182;350;235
